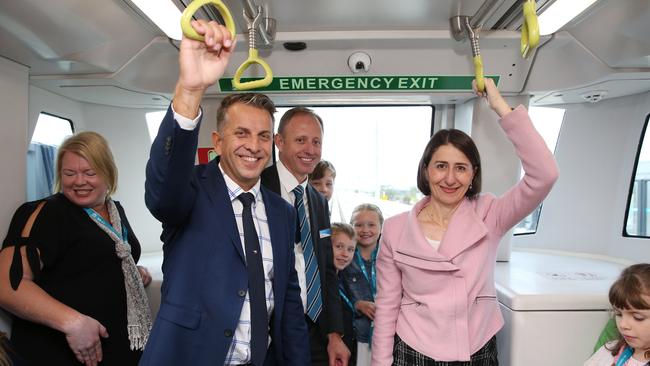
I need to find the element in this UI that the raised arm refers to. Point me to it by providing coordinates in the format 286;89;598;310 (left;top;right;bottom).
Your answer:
474;78;560;233
144;21;235;223
173;20;235;118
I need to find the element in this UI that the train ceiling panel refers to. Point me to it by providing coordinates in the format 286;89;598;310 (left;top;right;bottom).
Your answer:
1;0;648;107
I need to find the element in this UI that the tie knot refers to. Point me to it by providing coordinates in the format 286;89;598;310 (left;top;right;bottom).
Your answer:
292;185;304;199
237;192;255;208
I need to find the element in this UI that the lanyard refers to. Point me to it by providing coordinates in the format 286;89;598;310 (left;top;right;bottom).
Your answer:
615;346;634;366
83;208;128;244
354;245;378;298
339;282;355;313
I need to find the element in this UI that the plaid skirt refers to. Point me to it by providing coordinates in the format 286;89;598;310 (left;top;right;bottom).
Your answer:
392;334;498;366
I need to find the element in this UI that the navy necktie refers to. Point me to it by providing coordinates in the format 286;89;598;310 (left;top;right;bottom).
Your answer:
292;185;322;322
237;193;268;365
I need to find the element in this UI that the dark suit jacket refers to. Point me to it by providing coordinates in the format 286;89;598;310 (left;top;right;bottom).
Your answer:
261;165;344;337
140;106;310;366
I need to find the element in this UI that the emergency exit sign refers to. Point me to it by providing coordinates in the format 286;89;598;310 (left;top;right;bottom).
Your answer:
219;75;499;92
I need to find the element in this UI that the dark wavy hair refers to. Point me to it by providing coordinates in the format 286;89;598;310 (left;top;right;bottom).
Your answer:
309;160;336;181
607;263;650;359
416;129;481;199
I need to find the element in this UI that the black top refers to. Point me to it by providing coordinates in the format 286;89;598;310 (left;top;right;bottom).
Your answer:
2;193;142;366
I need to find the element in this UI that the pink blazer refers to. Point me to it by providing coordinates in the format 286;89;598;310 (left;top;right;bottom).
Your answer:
371;106;559;364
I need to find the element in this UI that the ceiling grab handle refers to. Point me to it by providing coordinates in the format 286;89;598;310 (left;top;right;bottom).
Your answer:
180;0;237;41
521;0;539;59
232;6;273;90
465;17;485;92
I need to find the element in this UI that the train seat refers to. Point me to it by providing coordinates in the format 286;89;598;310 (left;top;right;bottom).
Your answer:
495;249;630;366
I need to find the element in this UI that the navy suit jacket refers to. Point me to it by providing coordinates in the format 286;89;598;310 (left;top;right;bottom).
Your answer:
261;166;344;337
140;106;310;366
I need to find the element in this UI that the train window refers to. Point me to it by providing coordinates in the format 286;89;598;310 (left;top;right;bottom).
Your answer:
27;112;74;200
275;105;433;222
514;106;564;234
146;111;167;142
624;114;650;238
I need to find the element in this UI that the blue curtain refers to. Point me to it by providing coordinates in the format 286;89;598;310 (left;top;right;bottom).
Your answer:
26;142;57;201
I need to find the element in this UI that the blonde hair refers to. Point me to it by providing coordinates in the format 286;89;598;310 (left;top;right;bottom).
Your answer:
350;203;384;227
331;222;355;241
54;131;118;197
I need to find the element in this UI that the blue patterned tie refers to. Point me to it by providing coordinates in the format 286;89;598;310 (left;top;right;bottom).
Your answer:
293;185;322;322
237;193;268;365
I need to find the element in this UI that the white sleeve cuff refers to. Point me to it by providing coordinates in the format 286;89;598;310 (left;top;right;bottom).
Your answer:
171;104;202;130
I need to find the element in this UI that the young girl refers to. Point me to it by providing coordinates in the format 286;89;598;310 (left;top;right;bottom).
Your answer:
585;263;650;366
308;160;346;222
331;222;358;366
342;204;384;366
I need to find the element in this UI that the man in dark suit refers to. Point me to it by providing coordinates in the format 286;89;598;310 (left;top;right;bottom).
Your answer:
262;108;350;366
140;20;309;366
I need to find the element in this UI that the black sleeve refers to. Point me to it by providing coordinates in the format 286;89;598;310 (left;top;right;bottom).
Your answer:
316;194;344;335
2;198;55;289
2;201;40;249
28;197;65;269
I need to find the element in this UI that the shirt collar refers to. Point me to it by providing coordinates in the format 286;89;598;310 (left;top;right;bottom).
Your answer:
219;163;262;202
276;160;308;195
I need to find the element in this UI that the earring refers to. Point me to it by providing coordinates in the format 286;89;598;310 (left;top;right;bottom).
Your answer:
469;184;473;190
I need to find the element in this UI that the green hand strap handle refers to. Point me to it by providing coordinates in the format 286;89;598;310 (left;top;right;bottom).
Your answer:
232;7;273;90
233;48;273;90
180;0;236;41
521;0;540;59
473;55;485;92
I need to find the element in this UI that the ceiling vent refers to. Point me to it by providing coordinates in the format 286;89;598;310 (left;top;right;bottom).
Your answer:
581;90;607;103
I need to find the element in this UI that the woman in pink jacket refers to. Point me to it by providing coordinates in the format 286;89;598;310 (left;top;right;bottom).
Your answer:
371;79;559;365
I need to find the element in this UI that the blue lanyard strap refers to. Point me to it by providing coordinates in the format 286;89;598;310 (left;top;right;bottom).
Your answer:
354;245;378;298
339;283;355;313
616;346;634;366
83;208;128;243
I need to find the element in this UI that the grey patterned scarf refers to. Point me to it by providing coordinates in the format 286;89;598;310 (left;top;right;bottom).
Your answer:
85;199;152;350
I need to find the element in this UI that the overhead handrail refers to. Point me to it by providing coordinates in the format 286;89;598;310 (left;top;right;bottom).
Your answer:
451;16;486;92
450;1;505;93
520;0;540;59
232;6;273;90
242;0;276;48
180;0;236;41
464;17;485;92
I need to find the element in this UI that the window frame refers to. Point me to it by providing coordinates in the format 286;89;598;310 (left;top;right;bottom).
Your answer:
272;103;435;164
272;103;435;221
623;113;650;238
36;111;75;135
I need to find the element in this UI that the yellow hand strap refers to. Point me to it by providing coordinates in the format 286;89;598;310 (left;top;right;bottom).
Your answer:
473;55;485;92
180;0;236;41
232;48;273;90
521;0;539;59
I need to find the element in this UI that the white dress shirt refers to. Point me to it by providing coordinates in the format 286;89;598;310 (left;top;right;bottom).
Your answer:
276;160;310;312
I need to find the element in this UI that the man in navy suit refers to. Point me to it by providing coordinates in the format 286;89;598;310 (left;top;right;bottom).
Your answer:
140;20;309;366
261;108;350;366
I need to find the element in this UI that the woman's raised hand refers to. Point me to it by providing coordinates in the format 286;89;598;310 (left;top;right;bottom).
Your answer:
473;78;512;118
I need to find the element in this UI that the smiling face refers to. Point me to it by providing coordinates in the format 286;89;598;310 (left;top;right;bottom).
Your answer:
331;232;355;271
213;103;273;190
351;209;382;249
426;144;475;209
275;113;323;183
614;301;650;360
309;169;335;200
60;152;109;210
